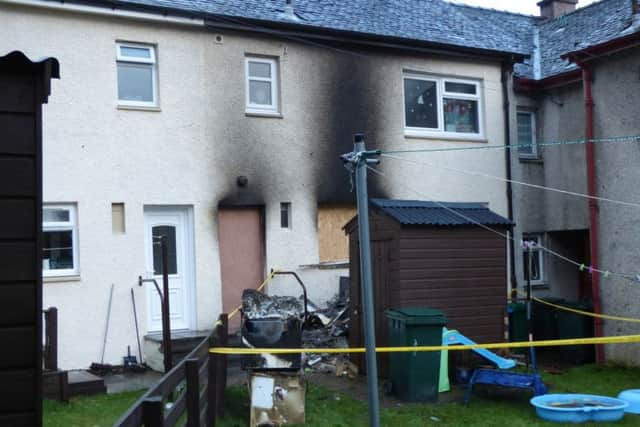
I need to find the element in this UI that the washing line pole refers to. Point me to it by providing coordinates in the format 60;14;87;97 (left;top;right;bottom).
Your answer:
342;134;381;427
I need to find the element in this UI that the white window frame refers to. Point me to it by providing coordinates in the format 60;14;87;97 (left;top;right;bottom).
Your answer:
517;110;538;159
245;57;279;115
43;204;79;277
116;42;158;108
403;73;484;140
523;233;544;286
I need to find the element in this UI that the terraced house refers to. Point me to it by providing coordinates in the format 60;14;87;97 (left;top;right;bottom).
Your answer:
1;0;639;369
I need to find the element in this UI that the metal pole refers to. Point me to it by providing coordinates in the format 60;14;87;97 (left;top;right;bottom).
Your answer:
352;134;380;427
525;245;537;371
161;236;173;373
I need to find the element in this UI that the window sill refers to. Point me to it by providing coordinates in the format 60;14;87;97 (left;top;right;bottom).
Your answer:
519;157;544;164
117;104;161;112
404;131;487;143
44;274;81;283
245;111;283;119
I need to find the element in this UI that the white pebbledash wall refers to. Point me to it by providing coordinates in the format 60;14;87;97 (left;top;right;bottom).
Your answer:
1;1;508;369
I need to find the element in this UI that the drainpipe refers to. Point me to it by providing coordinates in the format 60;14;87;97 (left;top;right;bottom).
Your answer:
502;62;518;298
581;65;605;364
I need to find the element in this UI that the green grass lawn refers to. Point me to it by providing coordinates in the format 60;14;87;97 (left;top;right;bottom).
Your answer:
44;389;144;427
44;365;640;427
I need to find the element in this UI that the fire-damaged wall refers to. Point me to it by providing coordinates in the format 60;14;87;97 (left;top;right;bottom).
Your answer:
206;30;509;302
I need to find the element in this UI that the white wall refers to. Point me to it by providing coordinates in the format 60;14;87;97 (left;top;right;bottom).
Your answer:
1;2;509;368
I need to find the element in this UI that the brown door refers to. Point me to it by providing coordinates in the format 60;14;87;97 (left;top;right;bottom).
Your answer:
218;207;265;331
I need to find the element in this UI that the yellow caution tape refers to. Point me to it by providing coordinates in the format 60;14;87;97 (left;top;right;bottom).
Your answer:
209;334;640;355
515;290;640;323
215;269;281;326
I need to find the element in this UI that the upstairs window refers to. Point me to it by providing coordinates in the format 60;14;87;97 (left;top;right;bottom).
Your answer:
245;57;279;115
404;74;483;139
116;42;158;107
522;233;544;285
517;111;538;159
43;204;79;277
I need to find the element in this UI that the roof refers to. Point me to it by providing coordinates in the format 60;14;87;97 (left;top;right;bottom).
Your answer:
87;0;537;57
370;199;512;227
42;0;640;81
536;0;637;79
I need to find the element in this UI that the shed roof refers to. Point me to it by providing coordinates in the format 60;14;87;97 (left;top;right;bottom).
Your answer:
370;199;512;227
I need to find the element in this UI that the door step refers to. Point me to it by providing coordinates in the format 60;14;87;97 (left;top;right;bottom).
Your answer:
143;330;212;372
67;370;107;396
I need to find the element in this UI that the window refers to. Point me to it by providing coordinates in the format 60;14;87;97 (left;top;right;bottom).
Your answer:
404;73;483;139
112;203;125;234
43;204;78;277
116;42;158;107
517;111;537;159
246;57;279;115
280;202;291;229
522;233;544;285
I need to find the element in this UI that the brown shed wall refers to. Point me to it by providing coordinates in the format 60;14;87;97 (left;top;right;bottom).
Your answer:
0;52;57;427
347;209;508;377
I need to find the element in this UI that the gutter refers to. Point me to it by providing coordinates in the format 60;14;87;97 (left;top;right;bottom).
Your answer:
0;0;205;27
514;69;582;92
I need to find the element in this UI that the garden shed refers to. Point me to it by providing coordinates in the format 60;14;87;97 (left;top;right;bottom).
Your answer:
0;51;59;426
344;199;512;376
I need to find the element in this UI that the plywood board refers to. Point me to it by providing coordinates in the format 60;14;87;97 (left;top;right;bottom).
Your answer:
318;205;356;262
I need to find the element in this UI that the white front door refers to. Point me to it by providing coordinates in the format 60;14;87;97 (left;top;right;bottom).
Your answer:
144;207;194;332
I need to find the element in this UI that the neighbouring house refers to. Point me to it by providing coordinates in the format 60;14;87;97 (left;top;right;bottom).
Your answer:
509;0;640;364
2;0;638;371
0;0;522;370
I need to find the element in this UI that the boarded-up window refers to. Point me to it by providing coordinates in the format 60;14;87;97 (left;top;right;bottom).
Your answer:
318;205;356;262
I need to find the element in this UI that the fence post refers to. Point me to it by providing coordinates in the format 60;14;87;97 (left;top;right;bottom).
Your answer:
44;307;58;371
216;313;229;418
207;331;218;427
186;358;200;427
142;396;164;427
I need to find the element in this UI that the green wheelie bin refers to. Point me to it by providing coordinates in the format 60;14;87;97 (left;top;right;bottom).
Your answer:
386;308;447;402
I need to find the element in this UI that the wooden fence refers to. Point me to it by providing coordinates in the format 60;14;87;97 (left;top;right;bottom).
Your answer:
113;314;229;427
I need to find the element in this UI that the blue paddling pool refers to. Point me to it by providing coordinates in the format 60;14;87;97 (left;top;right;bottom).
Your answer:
531;394;628;423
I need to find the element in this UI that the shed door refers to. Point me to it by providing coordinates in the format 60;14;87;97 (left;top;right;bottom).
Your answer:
218;208;265;331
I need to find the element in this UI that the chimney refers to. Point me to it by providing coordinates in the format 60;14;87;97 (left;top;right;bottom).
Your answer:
537;0;578;19
284;0;294;15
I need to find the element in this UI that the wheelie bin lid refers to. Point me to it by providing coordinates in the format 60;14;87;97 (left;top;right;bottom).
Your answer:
385;307;447;325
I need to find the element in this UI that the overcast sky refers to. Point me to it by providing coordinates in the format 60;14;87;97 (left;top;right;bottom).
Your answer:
449;0;598;15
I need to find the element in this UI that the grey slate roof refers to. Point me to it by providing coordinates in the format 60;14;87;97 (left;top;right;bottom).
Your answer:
105;0;538;56
536;0;638;79
58;0;640;80
370;199;512;227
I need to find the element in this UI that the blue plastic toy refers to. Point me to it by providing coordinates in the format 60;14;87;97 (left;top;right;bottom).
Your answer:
531;394;628;423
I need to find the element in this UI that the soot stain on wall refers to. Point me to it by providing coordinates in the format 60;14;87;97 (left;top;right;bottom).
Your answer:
316;50;390;203
215;40;390;207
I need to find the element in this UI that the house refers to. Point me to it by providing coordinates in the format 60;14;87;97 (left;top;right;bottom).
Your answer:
3;0;637;371
509;0;640;364
0;0;521;370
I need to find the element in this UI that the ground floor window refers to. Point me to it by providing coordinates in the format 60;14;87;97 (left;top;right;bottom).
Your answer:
43;204;79;276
